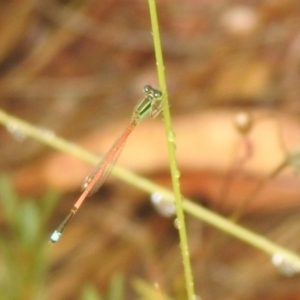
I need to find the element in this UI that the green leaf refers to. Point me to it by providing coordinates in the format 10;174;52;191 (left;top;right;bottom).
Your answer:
80;284;103;300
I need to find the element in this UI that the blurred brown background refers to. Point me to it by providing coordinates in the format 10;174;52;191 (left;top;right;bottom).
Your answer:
0;0;300;299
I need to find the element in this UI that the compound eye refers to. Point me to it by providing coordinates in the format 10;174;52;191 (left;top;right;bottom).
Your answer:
154;91;162;98
143;85;152;93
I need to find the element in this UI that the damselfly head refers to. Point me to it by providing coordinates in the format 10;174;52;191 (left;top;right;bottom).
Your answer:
143;85;162;98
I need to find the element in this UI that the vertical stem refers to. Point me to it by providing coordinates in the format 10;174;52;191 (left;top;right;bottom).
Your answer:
147;1;197;299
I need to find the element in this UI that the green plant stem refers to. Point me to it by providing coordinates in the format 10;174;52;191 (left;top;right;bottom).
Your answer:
0;109;299;271
147;1;196;299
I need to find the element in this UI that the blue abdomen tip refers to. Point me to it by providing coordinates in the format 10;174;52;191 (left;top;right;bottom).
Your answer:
50;231;61;243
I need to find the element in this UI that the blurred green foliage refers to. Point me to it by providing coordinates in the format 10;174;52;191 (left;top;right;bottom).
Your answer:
0;175;126;300
0;175;58;300
80;273;124;300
